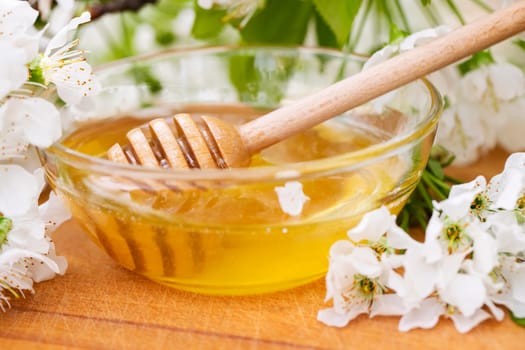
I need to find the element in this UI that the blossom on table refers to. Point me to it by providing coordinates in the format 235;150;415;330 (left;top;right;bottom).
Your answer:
317;207;415;327
0;1;95;310
319;153;525;332
0;165;69;310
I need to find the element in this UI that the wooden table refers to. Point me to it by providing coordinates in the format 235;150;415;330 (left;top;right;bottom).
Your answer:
1;148;524;349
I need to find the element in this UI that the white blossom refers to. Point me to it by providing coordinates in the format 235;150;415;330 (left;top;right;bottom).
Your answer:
38;12;100;106
318;207;416;327
0;0;93;312
363;26;450;70
435;102;498;165
0;0;40;99
318;241;405;327
458;63;524;103
320;153;525;332
362;26;450;112
0;96;61;161
436;62;525;165
0;165;69;309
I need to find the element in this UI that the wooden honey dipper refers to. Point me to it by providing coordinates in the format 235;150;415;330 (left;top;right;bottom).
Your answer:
108;2;525;169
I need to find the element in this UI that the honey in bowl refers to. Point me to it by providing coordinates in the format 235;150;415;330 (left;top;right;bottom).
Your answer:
41;46;440;294
48;103;422;294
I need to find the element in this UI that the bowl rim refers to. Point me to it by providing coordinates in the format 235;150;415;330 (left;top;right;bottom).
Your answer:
44;45;442;181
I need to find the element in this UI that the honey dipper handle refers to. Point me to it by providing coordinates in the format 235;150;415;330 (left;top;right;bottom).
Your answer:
238;2;525;154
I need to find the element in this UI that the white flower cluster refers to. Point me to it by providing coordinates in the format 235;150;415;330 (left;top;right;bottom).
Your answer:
364;23;525;165
318;152;525;333
436;59;525;165
0;0;97;309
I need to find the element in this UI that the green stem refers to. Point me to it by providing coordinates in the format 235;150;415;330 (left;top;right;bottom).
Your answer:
373;0;384;45
348;0;373;52
444;174;463;185
416;181;434;209
445;0;466;25
120;13;134;56
424;171;452;191
415;209;429;230
421;173;448;200
399;210;410;232
469;0;494;13
379;0;394;27
393;0;411;32
417;1;440;26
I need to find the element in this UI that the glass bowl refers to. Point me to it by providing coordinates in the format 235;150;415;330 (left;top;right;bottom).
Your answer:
41;46;442;295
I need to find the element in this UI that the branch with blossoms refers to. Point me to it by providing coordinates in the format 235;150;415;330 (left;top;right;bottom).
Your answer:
0;0;98;310
191;0;525;165
318;153;525;332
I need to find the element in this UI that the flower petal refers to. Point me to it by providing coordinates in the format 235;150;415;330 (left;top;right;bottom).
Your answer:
401;251;438;304
44;11;91;56
39;192;71;231
386;224;420;250
317;303;368;327
450;309;492;333
0;165;42;216
370;294;408;317
274;181;310;216
398;297;444;332
440;273;485;317
510;268;525;304
50;61;101;106
0;0;39;36
350;247;383;277
488;63;525;100
2;97;62;148
472;230;498;275
347;206;394;243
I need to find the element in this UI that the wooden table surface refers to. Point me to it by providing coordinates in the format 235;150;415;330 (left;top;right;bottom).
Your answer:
1;148;524;349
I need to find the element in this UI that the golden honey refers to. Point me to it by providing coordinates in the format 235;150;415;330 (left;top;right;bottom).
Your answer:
48;105;421;294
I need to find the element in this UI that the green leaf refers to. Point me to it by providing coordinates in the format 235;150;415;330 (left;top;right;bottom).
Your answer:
389;23;409;44
130;65;162;94
313;0;363;46
228;53;296;106
240;0;312;44
420;0;432;5
155;30;176;45
515;39;525;51
191;2;227;39
511;312;525;327
457;50;495;76
314;10;339;48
